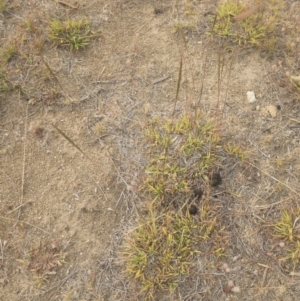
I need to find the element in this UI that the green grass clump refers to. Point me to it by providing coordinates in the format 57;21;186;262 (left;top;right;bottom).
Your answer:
213;0;284;51
124;205;221;299
144;112;220;205
0;45;17;67
0;70;11;96
273;209;300;268
49;19;98;50
123;111;228;298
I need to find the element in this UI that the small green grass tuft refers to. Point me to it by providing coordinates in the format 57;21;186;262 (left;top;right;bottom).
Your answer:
0;0;8;12
174;0;199;33
273;210;295;242
224;142;249;161
0;45;17;67
272;209;300;269
0;70;8;93
0;69;13;97
48;19;98;50
213;0;284;52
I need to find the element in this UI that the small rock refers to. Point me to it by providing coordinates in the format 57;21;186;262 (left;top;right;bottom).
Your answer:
260;105;277;118
231;286;241;293
247;91;257;103
233;254;241;261
222;263;229;270
154;7;164;14
223;280;234;293
28;98;37;105
265;105;277;118
227;280;234;287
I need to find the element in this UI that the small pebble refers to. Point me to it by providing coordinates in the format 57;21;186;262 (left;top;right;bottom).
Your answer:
223;280;234;293
227;280;234;287
279;241;285;248
247;91;257;103
231;286;241;293
154;7;163;14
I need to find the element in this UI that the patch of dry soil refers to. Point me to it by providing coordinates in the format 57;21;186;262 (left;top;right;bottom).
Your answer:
1;0;300;300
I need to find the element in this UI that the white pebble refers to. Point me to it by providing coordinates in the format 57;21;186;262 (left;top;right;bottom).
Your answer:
247;91;257;103
232;286;241;293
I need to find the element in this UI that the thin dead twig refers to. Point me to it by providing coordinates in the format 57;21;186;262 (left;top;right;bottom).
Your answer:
93;180;109;203
18;103;29;221
0;216;49;234
152;76;170;85
57;0;79;9
106;151;140;218
134;17;154;34
41;57;71;101
246;160;300;197
290;118;300;124
0;239;3;263
262;266;269;287
8;200;34;214
41;270;78;295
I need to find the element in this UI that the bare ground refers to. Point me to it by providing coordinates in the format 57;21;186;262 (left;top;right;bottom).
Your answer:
1;0;300;300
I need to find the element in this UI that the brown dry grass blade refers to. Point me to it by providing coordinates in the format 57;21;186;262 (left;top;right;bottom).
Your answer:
233;4;262;22
171;54;183;117
52;124;92;162
176;55;183;101
41;57;63;90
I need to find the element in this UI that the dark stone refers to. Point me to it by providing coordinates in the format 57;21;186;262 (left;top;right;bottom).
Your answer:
211;173;222;187
154;7;164;14
189;204;198;215
193;188;203;198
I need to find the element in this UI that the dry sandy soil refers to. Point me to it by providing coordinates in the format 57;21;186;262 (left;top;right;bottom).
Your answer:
0;0;300;300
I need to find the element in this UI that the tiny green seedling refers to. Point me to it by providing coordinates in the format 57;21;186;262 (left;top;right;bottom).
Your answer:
272;209;300;268
224;142;249;161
